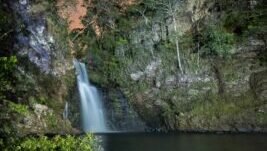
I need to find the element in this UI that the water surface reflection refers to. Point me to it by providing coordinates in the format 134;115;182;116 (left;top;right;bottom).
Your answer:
100;133;267;151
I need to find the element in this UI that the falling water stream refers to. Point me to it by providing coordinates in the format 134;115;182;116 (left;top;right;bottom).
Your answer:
74;60;108;133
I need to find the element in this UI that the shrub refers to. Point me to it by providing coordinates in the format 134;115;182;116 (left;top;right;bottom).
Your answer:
8;102;29;116
9;134;96;151
0;56;17;99
200;25;234;58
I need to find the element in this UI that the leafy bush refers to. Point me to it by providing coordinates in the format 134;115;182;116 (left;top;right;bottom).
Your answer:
200;25;234;58
8;134;96;151
0;56;17;99
8;102;29;116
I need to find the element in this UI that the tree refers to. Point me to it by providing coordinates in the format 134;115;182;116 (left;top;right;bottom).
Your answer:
143;0;184;73
158;0;184;73
200;25;234;58
199;25;234;95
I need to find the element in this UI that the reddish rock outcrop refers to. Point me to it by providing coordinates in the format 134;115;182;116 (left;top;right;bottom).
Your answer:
57;0;91;31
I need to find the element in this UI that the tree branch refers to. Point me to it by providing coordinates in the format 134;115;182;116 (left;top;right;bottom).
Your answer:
0;29;13;40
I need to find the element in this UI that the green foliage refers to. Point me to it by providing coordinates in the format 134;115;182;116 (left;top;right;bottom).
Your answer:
8;102;29;116
0;56;17;69
222;0;267;34
3;134;96;151
46;112;59;129
0;100;28;137
142;0;158;10
116;37;128;46
29;96;46;105
223;11;248;34
46;3;70;58
200;25;234;58
0;56;17;99
221;1;267;65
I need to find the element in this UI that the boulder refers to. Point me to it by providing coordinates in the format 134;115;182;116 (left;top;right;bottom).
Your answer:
33;104;52;119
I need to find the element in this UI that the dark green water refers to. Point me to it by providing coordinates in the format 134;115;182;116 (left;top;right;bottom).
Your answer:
101;133;267;151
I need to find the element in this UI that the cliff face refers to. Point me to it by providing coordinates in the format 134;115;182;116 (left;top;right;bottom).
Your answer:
0;0;77;135
1;0;266;135
23;0;267;132
77;0;267;131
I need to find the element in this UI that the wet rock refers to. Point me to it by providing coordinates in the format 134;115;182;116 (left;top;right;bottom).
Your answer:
130;71;144;81
22;115;33;126
103;89;147;131
151;24;161;42
19;0;27;5
178;74;211;85
156;80;161;88
237;127;249;132
145;59;162;78
165;75;177;86
33;104;52;119
219;125;231;132
248;37;265;46
130;59;161;81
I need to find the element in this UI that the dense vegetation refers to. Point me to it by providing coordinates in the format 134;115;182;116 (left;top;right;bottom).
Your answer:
1;134;97;151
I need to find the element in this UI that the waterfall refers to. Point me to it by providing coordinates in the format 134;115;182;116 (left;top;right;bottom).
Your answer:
63;102;69;120
73;60;108;133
